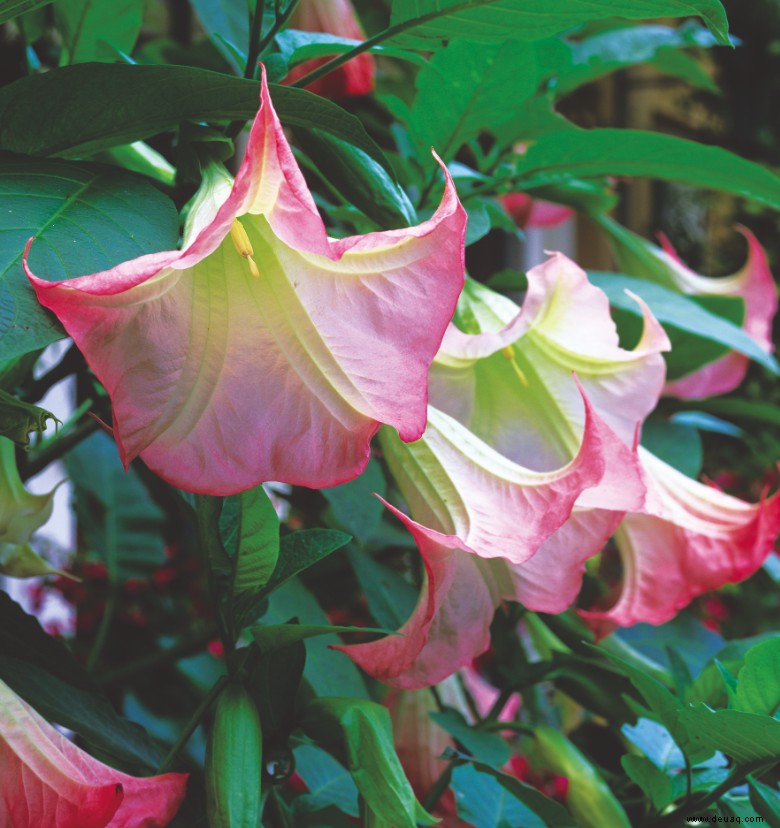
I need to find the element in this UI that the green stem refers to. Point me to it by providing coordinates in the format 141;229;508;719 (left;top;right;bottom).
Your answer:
23;414;99;478
290;3;486;91
86;580;119;672
244;0;267;80
157;674;229;773
422;759;455;814
256;0;299;62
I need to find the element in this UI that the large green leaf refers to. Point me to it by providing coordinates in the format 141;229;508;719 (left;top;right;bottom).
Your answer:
621;754;674;811
446;751;577;827
0;153;178;362
388;0;729;47
295;129;416;228
588;271;779;375
321;455;386;540
53;0;144;64
0;64;391;170
409;38;540;166
516;129;780;210
300;697;434;828
220;485;280;596
293;743;360;819
451;763;548;828
66;431;168;578
554;23;721;96
260;529;351;600
0;655;165;769
734;638;780;718
680;705;780;765
0;0;53;24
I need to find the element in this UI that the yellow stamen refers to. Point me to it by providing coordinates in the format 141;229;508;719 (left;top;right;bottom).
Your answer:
501;345;529;387
230;219;261;278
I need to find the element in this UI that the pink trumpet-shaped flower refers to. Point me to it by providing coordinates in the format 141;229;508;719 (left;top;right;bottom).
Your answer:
0;678;187;827
25;70;465;495
340;255;668;687
284;0;375;98
582;448;780;634
605;219;777;399
659;228;777;398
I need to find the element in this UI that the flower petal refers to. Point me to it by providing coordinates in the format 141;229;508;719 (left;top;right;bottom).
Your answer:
660;227;777;398
582;448;780;630
26;71;466;494
0;679;187;828
432;255;669;470
379;383;617;566
338;503;497;689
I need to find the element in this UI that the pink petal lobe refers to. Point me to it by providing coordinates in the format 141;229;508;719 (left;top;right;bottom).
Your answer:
582;450;780;629
337;503;497;690
661;228;777;399
0;680;187;828
25;73;466;495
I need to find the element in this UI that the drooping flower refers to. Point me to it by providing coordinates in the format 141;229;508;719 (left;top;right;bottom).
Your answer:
582;447;780;633
340;255;669;687
284;0;375;98
604;218;777;399
0;678;188;827
26;69;466;496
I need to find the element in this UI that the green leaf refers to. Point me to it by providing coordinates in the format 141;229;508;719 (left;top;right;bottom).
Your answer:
430;708;511;767
295;129;417;228
221;485;280;595
293;743;360;818
189;0;249;73
749;778;780;828
263;578;369;700
321;455;387;540
533;725;631;828
640;418;702;479
0;591;95;691
588;271;779;375
0;64;392;171
680;704;780;765
621;754;674;811
388;0;730;47
0;655;165;769
445;750;577;827
250;623;392;656
0;153;178;361
260;529;351;599
517;129;780;210
622;718;686;772
409;39;540;166
451;763;548;828
689;398;780;428
555;23;721;97
300;697;434;827
0;0;53;24
53;0;144;64
345;545;418;630
597;646;713;763
734;638;780;718
66;431;168;578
